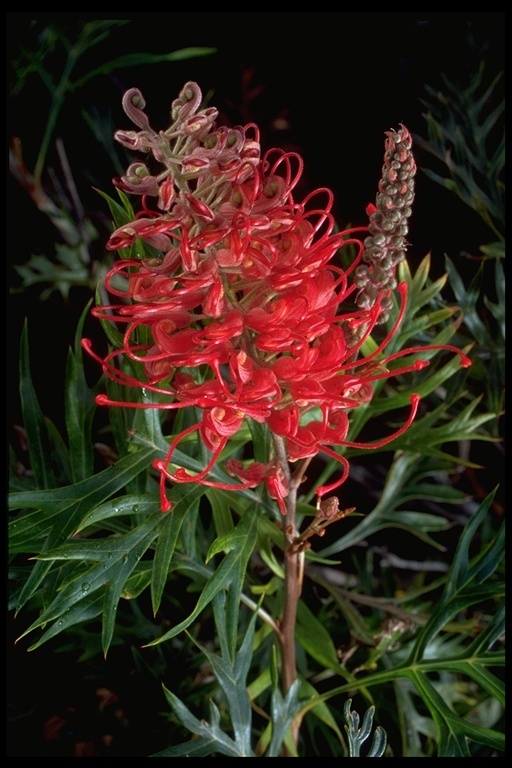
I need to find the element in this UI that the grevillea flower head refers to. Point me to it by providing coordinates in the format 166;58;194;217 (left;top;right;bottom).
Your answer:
82;83;471;513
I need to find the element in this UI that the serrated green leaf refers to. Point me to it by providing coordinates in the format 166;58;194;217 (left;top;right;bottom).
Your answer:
393;308;457;348
398;254;449;317
465;604;505;658
13;245;92;299
380;347;473;415
101;526;161;655
206;524;247;562
302;489;504;755
432;654;505;707
317;451;455;558
443;488;499;597
392;394;498;462
407;668;504;756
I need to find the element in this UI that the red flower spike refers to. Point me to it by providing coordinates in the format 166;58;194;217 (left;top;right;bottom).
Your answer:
84;82;471;514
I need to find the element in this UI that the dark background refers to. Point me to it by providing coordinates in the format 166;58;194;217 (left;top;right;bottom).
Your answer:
7;12;505;757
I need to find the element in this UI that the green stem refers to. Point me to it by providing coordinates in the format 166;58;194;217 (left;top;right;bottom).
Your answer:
33;63;73;184
33;34;87;184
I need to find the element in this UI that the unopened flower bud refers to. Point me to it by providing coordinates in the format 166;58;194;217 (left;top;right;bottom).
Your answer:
158;177;176;211
115;130;147;150
171;81;202;122
182;114;210;136
122;88;152;131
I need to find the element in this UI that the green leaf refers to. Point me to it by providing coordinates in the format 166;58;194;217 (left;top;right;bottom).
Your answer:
17;509;163;653
94;186;135;230
65;301;96;482
398;253;449;318
344;699;387;757
407;672;471;756
14;479;210;656
73;47;217;89
391;394;498;460
21;590;105;650
9;445;159;611
13;245;92;299
100;521;162;654
74;493;160;531
267;677;302;757
18;321;55;489
206;487;235;540
296;599;342;672
404;666;504;756
409;488;502;661
415;63;504;234
248;418;271;464
302;490;505;756
150;483;204;616
156;686;246;757
145;511;259;646
151;736;231;758
317;452;457;558
44;417;72;485
182;591;259;755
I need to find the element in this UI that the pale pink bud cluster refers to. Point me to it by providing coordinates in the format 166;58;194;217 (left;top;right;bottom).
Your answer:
355;125;416;322
113;82;261;240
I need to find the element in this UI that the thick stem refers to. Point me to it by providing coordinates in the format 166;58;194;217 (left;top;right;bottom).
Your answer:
272;437;312;752
280;479;300;694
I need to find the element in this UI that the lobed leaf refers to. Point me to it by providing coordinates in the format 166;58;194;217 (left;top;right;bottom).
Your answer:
155;687;246;757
